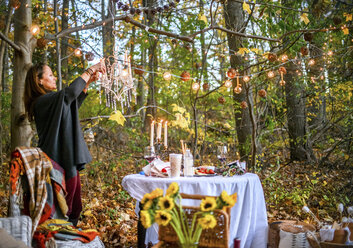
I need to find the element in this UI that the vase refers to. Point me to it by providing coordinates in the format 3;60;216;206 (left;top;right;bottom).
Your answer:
179;241;198;248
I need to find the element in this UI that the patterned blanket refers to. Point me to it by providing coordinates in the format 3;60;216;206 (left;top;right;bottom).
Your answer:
10;147;68;234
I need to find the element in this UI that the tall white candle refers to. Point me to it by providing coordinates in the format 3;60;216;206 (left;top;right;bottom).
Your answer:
164;121;168;147
150;121;154;147
157;120;162;141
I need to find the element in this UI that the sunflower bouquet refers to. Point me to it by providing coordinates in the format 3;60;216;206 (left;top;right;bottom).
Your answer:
140;182;237;247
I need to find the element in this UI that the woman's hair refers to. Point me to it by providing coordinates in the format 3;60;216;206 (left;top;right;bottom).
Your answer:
24;63;48;121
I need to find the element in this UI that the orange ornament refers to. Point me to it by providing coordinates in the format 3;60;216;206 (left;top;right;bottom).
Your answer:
181;71;191;81
278;67;287;74
240;101;248;109
258;89;267;98
227;68;237;79
300;46;309;56
218;96;226;104
202;82;209;90
36;38;48;49
268;53;277;62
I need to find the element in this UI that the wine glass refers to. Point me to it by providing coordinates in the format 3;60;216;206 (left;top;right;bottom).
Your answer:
217;145;228;167
144;146;156;163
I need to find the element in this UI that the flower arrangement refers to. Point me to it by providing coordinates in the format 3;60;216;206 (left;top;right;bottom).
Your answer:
140;182;237;247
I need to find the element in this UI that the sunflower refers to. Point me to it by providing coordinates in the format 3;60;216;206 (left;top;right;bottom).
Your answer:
231;192;237;204
155;210;172;226
200;197;217;212
166;182;179;197
149;188;164;199
141;193;151;204
198;214;217;229
142;199;153;210
158;196;175;211
220;190;235;207
140;210;153;228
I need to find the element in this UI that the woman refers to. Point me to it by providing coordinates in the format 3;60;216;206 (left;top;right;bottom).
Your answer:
24;61;106;225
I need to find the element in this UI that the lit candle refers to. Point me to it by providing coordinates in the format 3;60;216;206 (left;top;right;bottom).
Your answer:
157;120;163;141
164;121;168;147
150;121;154;147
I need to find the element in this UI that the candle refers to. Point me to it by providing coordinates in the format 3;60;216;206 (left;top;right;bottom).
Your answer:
157;120;163;141
150;121;154;147
164;121;168;147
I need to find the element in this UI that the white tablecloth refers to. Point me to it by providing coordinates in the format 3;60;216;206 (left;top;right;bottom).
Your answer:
122;173;268;248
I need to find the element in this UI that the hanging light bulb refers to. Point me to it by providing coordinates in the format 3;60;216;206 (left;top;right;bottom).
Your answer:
163;72;172;81
74;48;82;57
279;80;286;86
267;71;275;78
224;79;232;88
243;75;250;83
192;82;200;91
308;59;316;66
234;85;242;94
320;75;324;80
121;68;129;77
327;50;333;56
280;54;288;62
30;24;40;36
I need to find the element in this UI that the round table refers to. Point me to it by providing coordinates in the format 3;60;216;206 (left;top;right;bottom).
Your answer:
122;173;268;248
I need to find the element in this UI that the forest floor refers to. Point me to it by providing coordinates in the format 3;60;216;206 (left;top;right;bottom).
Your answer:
0;146;352;248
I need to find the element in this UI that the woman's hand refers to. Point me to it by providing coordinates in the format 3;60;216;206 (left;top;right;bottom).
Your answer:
88;59;106;75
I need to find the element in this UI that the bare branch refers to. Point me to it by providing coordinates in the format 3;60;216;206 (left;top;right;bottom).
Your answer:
56;14;193;43
233;0;310;13
279;25;353;41
0;31;22;52
189;25;280;42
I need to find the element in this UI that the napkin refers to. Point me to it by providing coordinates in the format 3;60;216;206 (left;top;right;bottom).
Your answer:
142;158;170;177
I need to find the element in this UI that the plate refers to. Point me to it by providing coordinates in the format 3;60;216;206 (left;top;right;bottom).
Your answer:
193;173;218;177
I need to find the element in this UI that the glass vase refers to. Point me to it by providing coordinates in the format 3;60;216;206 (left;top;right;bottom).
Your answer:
179;241;198;248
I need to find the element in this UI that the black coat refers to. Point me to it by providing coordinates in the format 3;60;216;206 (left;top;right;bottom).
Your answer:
34;77;92;179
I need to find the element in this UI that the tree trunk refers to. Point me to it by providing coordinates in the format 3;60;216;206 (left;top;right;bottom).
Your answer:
61;0;69;85
102;0;115;58
223;0;253;165
11;0;36;150
284;65;314;161
54;0;62;90
143;0;158;133
307;43;326;130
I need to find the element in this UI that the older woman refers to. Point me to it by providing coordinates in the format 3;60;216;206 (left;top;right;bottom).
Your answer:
24;61;106;225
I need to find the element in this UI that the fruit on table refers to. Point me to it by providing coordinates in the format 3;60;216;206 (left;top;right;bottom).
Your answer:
195;167;215;175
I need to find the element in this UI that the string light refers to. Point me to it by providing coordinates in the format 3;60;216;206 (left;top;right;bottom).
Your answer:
224;79;232;88
163;72;172;81
234;85;242;94
243;75;250;83
327;50;333;56
233;72;242;94
121;68;129;78
30;24;40;36
192;82;200;91
74;48;82;57
280;54;288;62
267;71;275;79
308;59;316;66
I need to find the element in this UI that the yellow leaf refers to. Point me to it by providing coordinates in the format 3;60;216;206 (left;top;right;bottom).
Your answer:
342;27;349;35
238;47;249;56
344;13;352;22
84;210;93;216
300;13;310;24
199;14;208;24
243;1;251;14
250;48;261;54
323;181;327;186
109;110;126;126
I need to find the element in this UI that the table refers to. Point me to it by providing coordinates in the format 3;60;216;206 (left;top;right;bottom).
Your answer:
122;173;268;248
